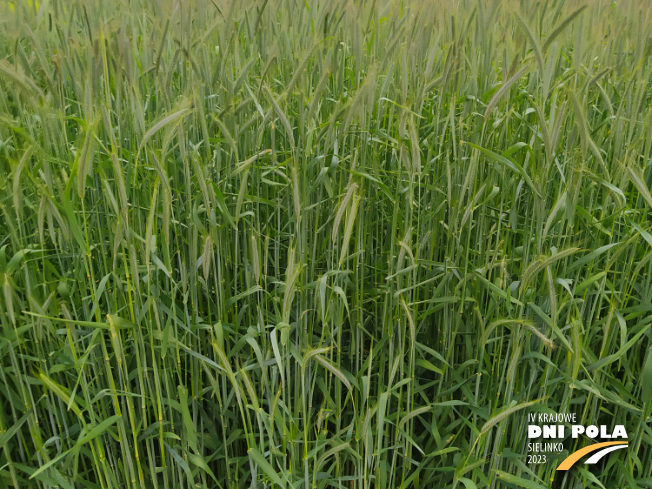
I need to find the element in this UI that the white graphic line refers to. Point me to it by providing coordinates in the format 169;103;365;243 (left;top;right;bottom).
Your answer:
584;444;627;464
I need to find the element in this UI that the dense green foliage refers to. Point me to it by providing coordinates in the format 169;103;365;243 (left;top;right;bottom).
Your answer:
0;0;651;487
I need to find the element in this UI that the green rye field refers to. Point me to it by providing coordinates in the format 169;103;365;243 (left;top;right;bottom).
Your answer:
0;0;651;488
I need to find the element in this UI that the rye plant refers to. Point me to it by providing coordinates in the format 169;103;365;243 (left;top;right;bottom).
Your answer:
0;0;651;488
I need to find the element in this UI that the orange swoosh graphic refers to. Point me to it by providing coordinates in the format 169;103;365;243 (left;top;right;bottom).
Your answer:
556;441;628;470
